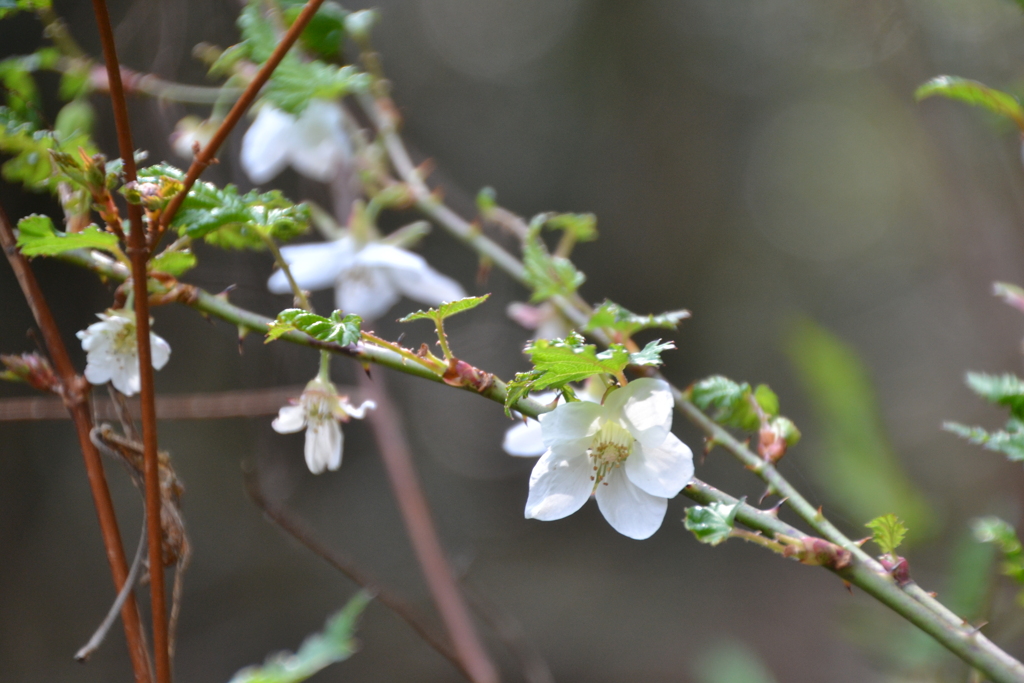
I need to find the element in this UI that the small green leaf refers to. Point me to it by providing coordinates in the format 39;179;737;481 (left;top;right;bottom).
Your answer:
865;513;907;555
138;164;309;249
944;420;1024;461
149;250;197;276
15;214;117;257
523;333;630;390
398;295;490;323
964;372;1024;419
476;186;497;215
584;300;690;337
263;61;370;114
227;591;370;683
690;375;762;432
266;309;362;345
54;100;95;140
544;213;598;242
916;76;1024;130
628;339;674;367
684;500;742;546
503;370;542;416
973;517;1024;603
522;227;585;303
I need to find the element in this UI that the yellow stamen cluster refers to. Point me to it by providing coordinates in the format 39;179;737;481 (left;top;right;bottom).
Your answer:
588;420;635;490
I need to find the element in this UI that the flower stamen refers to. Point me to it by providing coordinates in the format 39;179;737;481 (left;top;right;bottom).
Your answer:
588;420;635;490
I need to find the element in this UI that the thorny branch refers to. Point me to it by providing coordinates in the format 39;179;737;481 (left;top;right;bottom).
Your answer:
0;203;153;683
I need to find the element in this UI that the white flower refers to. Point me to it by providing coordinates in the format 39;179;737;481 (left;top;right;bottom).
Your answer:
272;378;376;474
76;310;171;396
524;378;693;540
267;236;466;320
241;100;351;184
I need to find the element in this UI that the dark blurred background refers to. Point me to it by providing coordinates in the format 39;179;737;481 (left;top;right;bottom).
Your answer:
3;0;1024;681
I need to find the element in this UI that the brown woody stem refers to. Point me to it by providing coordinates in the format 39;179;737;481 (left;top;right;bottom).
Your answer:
0;204;153;682
88;0;169;680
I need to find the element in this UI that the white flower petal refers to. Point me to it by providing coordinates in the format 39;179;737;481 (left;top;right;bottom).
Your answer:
272;404;307;433
594;468;668;540
625;432;694;498
524;447;594;521
149;332;171;371
358;243;467;308
390;265;467;309
339;398;376;419
355;243;427;270
304;419;342;474
503;420;546;457
540;401;603;450
241;106;294;184
605;378;674;448
268;240;355;294
335;266;401;320
109;364;141;396
289;101;351;182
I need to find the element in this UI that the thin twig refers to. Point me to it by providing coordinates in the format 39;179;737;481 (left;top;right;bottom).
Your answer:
0;204;153;682
358;372;500;683
76;519;147;662
243;467;470;679
0;385;352;421
88;1;169;680
157;0;328;241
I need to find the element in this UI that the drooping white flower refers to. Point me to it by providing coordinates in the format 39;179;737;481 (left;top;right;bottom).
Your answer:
523;378;693;540
272;378;376;475
241;100;351;184
76;310;171;396
267;236;466;320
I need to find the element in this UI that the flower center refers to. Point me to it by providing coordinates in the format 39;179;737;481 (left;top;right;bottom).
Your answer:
112;321;138;356
588;420;635;488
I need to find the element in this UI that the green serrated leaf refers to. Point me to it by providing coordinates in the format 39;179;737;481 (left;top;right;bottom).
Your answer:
689;375;760;432
263;61;370;115
584;300;690;337
54;100;95;140
522;228;585;303
684;500;742;546
227;591;370;683
628;339;674;367
397;295;490;323
973;517;1024;600
916;76;1024;130
0;106;96;192
266;309;362;346
944;421;1024;461
237;0;278;64
964;372;1024;419
138;164;309;249
544;213;598;242
865;513;907;555
149;250;197;276
522;333;630;391
15;214;117;257
503;370;543;417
